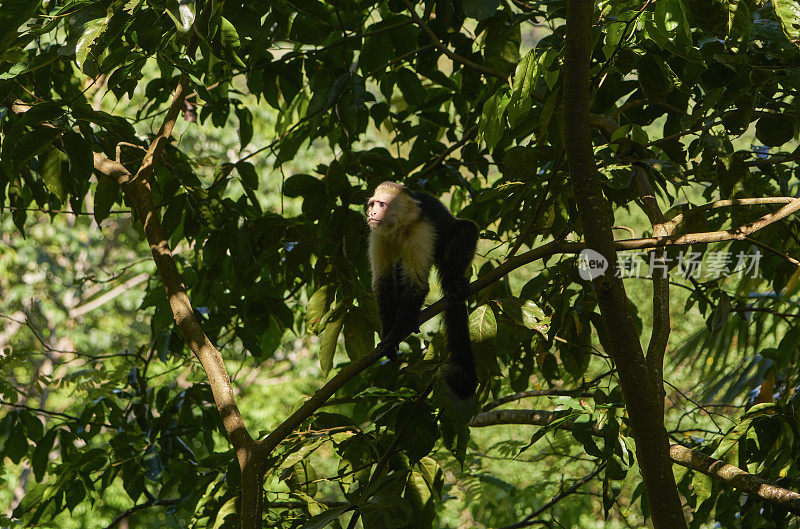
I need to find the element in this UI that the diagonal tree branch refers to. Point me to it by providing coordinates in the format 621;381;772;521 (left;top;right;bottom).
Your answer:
102;498;179;529
469;408;800;515
496;465;604;529
669;445;800;514
255;192;800;458
93;154;254;456
71;273;149;318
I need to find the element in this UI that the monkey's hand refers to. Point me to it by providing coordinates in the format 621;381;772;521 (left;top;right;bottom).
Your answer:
377;340;399;361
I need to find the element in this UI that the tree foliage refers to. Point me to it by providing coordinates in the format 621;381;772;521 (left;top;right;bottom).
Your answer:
3;0;800;528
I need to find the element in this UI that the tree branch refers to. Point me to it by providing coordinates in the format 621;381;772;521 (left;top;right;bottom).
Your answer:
71;273;149;318
481;370;611;412
469;408;800;515
669;445;800;514
254;190;800;458
633;166;670;378
415;125;478;178
662;197;798;234
482;388;594;412
93;154;254;458
496;465;604;529
563;1;685;526
102;498;179;529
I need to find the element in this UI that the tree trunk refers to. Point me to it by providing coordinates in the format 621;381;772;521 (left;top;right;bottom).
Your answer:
240;445;266;529
562;2;688;528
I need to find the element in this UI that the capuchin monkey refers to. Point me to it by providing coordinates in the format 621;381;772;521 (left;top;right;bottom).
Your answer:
367;181;480;399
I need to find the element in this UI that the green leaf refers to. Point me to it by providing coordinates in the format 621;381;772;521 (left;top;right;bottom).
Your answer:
0;0;40;50
497;297;548;330
10;127;61;169
642;0;699;60
258;321;284;359
478;91;510;152
359;27;394;75
32;428;57;482
220;16;241;49
395;68;425;107
40;147;67;202
76;13;111;73
484;17;520;73
518;413;575;455
212;497;238;529
94;175;118;224
728;0;751;40
755;114;795;147
236;107;254;150
122;462;144;501
501;146;539;180
61;131;93;183
638;55;669;103
236;161;259;191
361;487;413;529
343;308;374;361
279;438;326;471
319;306;345;375
283;173;323;198
571;415;602;457
143;444;164;481
469;304;497;343
300;505;351;529
290;12;333;45
397;403;438;463
463;0;501;20
603;471;622;519
405;470;435;528
307;284;335;332
161;193;186;238
713;416;754;459
774;0;800;47
165;0;195;33
691;471;713;507
508;50;538;126
5;429;29;464
65;481;86;512
325;159;349;197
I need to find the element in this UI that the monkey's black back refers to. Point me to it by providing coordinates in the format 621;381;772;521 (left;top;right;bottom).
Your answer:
411;190;458;227
410;189;479;398
411;190;479;283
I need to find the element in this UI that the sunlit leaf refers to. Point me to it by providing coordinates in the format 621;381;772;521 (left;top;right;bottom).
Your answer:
774;0;800;48
75;13;111;73
39;147;67;202
165;0;195;33
320;305;345;375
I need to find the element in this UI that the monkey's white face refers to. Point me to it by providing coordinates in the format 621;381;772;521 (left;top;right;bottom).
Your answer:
367;191;395;230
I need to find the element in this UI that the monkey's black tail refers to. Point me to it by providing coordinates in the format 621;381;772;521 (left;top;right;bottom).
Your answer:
442;298;478;399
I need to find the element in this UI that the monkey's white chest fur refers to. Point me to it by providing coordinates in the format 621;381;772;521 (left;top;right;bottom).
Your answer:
369;219;436;290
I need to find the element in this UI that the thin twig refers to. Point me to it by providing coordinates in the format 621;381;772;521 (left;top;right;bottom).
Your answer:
496;465;604;529
398;0;506;79
102;499;179;529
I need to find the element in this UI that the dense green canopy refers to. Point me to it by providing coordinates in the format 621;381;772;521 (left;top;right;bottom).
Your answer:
2;0;800;528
